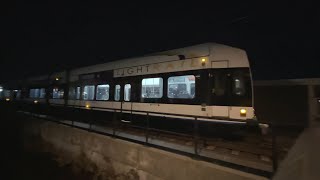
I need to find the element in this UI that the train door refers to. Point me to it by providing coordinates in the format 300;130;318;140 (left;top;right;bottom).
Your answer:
116;77;134;123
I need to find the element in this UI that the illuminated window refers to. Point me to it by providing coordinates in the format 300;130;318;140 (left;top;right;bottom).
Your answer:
68;87;76;99
96;84;110;100
141;78;163;98
53;88;64;99
124;84;131;101
16;90;21;99
168;75;195;99
83;85;95;100
29;89;40;98
114;85;121;101
232;75;246;96
39;88;46;98
4;90;11;98
69;86;81;100
76;87;81;100
29;89;35;98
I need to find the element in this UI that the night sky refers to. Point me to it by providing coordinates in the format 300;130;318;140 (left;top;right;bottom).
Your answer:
0;1;319;83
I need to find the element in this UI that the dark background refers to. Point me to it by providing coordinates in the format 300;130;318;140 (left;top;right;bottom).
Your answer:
0;1;319;83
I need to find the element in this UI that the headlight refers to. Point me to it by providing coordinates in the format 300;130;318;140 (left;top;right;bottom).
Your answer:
240;108;247;116
201;58;206;66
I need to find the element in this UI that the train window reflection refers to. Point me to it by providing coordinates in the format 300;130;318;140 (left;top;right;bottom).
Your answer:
124;84;131;101
115;85;121;101
83;85;95;100
96;84;110;100
168;75;195;99
141;78;163;98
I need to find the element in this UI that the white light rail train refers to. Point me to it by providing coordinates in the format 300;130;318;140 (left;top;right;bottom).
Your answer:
1;43;257;126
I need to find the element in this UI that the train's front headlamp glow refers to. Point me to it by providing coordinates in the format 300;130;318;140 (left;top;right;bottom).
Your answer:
55;77;59;81
5;98;10;101
86;104;90;108
240;109;247;116
34;100;38;104
201;58;206;66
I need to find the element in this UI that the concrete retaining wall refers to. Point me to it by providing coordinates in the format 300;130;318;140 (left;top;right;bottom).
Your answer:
23;119;268;180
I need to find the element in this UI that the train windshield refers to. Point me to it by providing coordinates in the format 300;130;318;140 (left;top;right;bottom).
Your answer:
210;68;252;106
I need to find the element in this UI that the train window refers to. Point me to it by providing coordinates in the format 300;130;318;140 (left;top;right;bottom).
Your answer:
232;74;246;96
4;90;11;98
68;87;76;99
114;85;121;101
76;87;81;99
96;84;110;100
39;88;46;98
29;89;40;98
16;90;21;99
213;72;227;96
168;75;195;99
141;78;163;98
83;85;95;100
29;89;34;98
53;88;64;99
124;84;131;101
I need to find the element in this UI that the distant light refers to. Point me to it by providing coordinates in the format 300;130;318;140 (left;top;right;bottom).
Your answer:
85;104;90;108
240;109;247;116
0;87;3;92
55;77;59;81
5;98;10;102
34;100;38;104
14;90;18;92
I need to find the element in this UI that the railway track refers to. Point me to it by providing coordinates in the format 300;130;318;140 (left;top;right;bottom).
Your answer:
18;111;297;177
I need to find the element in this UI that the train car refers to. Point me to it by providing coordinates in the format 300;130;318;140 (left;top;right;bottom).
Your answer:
8;43;257;129
70;43;254;123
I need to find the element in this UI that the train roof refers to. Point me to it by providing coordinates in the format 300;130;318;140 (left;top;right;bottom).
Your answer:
70;43;249;76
